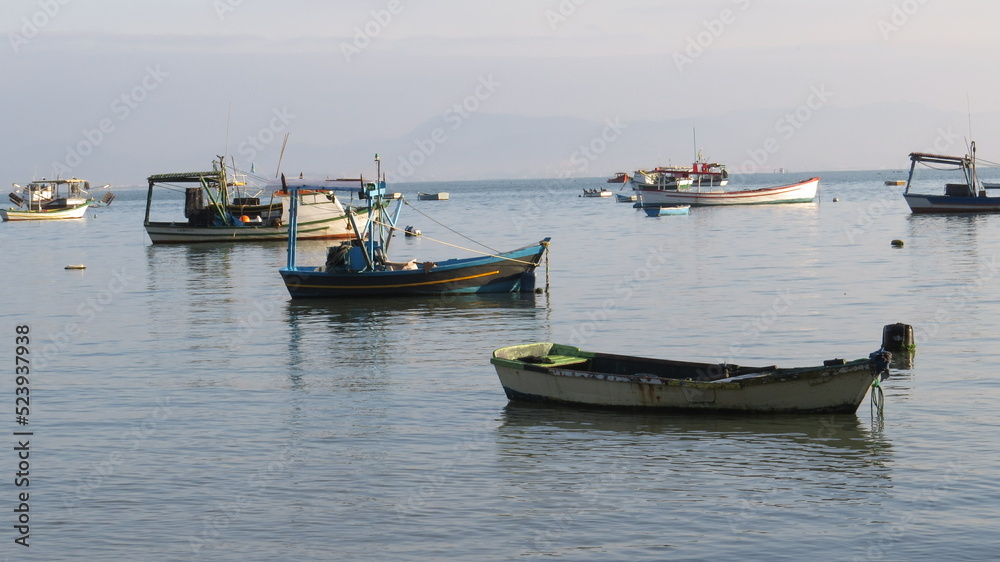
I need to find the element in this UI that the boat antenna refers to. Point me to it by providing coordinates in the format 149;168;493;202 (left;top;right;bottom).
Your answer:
224;102;232;162
967;93;973;146
692;127;697;162
275;132;290;178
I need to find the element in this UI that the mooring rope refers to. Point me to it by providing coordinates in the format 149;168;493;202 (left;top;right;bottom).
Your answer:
367;216;548;266
868;349;891;416
402;199;500;253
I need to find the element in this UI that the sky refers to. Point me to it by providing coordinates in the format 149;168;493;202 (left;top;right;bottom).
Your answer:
4;0;1000;184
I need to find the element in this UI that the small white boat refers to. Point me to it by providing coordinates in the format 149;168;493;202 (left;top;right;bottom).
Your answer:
581;188;612;198
1;200;90;221
491;342;891;414
2;178;105;221
417;192;449;201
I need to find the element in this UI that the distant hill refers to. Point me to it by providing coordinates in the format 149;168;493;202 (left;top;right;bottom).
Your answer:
11;103;1000;186
285;103;997;182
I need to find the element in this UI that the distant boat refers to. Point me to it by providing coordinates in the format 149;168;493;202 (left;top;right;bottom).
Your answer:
635;177;819;207
280;155;550;298
631;157;729;190
417;192;449;201
902;142;1000;213
606;172;631;184
581;188;612;198
615;193;637;203
143;157;375;243
644;204;690;217
631;170;694;190
884;180;906;186
491;342;892;414
2;178;109;221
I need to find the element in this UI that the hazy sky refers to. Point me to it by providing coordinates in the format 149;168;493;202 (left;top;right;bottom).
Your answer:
4;0;1000;183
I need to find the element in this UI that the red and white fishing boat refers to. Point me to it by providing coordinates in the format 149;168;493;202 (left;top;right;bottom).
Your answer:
631;157;729;190
635;176;820;207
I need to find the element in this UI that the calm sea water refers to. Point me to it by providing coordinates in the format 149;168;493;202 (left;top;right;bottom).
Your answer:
3;171;999;561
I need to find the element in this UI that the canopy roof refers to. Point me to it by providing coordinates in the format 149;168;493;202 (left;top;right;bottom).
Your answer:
147;171;223;183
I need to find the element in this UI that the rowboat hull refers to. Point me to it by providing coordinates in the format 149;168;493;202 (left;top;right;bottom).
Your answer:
903;193;1000;214
637;177;819;207
281;239;549;298
1;201;90;221
491;343;883;414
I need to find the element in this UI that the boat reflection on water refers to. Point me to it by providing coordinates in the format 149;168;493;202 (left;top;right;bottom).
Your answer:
494;403;895;556
497;401;893;459
285;292;550;381
286;291;547;325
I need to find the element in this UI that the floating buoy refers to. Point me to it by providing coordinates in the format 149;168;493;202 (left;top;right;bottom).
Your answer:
882;323;915;352
65;264;86;270
891;239;904;247
404;225;421;237
832;197;839;202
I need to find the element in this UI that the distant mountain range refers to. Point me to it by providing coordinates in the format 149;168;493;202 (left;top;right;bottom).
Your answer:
12;103;999;186
283;103;997;182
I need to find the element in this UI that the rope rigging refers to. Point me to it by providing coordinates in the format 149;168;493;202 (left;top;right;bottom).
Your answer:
402;199;500;253
364;213;546;267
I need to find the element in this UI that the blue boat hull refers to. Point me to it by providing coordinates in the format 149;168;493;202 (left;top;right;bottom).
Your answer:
903;193;1000;213
280;239;549;298
644;205;690;217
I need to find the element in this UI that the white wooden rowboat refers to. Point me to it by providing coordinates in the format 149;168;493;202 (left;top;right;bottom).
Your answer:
635;177;819;207
491;342;890;414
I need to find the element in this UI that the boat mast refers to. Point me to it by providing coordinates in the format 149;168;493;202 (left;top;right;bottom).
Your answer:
970;141;980;196
285;173;298;270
